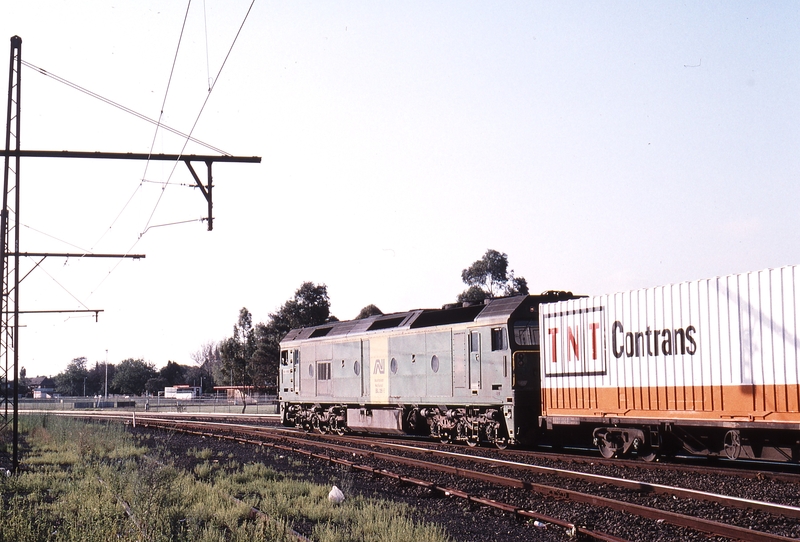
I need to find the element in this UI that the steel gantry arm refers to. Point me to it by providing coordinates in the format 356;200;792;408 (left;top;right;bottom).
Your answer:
1;151;261;231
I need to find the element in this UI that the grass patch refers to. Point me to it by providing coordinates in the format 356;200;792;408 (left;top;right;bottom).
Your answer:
0;416;452;542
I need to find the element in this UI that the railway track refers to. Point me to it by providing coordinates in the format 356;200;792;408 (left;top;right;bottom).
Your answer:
58;412;800;541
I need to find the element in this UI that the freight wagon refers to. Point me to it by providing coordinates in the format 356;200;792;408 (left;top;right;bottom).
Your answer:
539;265;800;461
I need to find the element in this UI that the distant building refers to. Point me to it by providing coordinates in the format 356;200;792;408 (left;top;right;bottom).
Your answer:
213;386;256;404
27;376;56;399
164;385;200;400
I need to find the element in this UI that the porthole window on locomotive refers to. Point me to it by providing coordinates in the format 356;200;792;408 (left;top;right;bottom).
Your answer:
354;360;360;375
390;357;398;374
431;355;440;373
308;364;314;377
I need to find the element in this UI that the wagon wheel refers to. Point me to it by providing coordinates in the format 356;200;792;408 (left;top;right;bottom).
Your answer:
723;430;742;460
638;433;660;462
638;445;658;462
596;435;617;459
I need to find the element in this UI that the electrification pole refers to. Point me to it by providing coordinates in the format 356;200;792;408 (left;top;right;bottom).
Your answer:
0;36;261;472
2;35;21;473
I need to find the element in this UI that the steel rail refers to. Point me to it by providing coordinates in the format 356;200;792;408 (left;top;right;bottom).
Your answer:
127;417;798;542
160;423;627;542
338;436;800;520
57;412;800;521
53;411;800;519
491;446;800;485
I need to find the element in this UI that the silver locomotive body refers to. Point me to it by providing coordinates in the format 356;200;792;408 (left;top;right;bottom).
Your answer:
278;293;574;447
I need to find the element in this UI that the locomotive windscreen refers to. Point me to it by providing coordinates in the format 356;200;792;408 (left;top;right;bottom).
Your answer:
513;320;540;346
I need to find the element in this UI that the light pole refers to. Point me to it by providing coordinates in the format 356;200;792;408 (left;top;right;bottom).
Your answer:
105;349;108;401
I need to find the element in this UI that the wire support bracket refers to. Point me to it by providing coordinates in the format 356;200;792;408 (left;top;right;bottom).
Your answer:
0;150;262;232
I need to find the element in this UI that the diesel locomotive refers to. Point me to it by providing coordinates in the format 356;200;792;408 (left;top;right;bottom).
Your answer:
279;291;576;448
279;264;800;461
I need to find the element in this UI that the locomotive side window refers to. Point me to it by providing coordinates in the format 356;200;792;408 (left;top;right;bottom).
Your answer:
491;327;508;351
513;320;540;346
470;331;480;353
469;330;481;389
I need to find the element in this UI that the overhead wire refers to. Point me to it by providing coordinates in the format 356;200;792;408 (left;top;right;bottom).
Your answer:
34;260;91;311
18;1;256;307
139;0;256;236
21;223;93;255
21;60;230;156
86;0;195;300
86;0;192;257
140;0;193;184
20;1;212;258
92;0;255;296
204;0;213;90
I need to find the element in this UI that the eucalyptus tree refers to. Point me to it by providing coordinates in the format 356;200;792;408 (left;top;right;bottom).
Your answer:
457;249;529;303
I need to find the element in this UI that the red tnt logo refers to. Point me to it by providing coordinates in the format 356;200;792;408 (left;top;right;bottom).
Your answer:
547;322;600;363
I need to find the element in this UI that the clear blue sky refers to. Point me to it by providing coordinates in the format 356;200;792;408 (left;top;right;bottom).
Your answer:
3;1;798;377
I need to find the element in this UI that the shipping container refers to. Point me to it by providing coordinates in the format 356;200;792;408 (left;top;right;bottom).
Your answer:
539;265;800;460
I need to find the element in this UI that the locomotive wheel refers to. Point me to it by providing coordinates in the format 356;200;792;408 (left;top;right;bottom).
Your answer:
439;431;451;444
485;422;508;450
330;416;345;436
311;415;326;434
723;430;742;460
467;436;479;447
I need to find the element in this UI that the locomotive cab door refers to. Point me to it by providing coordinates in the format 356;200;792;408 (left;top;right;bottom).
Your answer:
280;349;299;394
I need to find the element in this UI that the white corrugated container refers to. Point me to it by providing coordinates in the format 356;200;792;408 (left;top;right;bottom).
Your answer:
539;265;800;421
